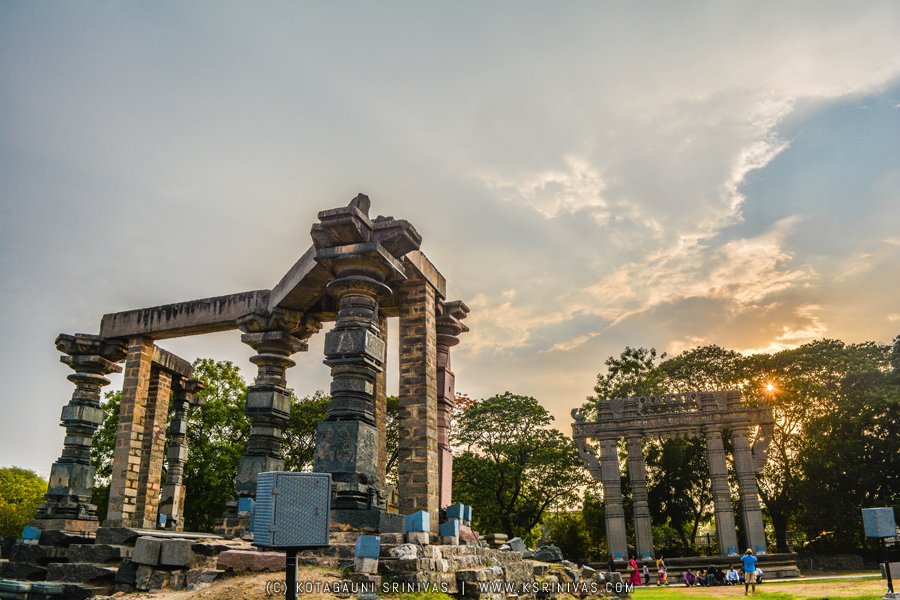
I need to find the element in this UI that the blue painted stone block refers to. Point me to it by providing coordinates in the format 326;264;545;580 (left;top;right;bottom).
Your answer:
21;526;41;541
463;505;473;523
355;535;381;559
439;519;461;537
446;504;465;521
642;550;652;558
158;514;167;528
404;510;430;533
726;545;738;555
238;497;256;514
614;551;623;560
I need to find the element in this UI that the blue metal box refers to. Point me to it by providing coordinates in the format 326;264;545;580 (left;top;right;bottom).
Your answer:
862;507;897;538
252;472;332;548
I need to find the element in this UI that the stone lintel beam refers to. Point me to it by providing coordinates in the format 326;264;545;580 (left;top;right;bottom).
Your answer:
267;245;334;313
151;345;193;378
99;290;270;339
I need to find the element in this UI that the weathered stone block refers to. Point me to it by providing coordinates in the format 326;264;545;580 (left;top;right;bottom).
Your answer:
533;544;563;563
1;560;46;580
45;562;117;583
216;549;285;572
506;537;527;553
355;557;378;574
133;536;161;565
95;527;140;546
67;543;131;563
185;569;225;588
159;539;194;567
115;558;138;584
406;531;430;545
135;565;154;590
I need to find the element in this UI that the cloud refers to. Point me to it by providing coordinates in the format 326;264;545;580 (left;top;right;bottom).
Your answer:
479;156;609;224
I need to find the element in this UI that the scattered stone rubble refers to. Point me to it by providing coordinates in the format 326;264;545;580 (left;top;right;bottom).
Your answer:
0;527;630;599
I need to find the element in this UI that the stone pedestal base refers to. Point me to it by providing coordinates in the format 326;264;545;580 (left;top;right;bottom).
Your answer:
331;509;404;533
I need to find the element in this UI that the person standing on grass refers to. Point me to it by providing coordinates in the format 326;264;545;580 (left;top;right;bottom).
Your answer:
741;549;758;595
643;563;650;586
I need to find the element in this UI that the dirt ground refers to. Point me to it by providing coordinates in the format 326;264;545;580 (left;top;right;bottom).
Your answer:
109;565;347;600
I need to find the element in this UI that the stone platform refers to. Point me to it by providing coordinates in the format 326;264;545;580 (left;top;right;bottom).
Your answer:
596;552;801;584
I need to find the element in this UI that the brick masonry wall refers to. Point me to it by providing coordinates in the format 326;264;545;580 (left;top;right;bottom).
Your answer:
133;367;172;529
398;280;439;530
106;337;153;527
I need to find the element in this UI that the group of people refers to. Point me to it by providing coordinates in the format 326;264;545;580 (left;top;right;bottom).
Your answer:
623;549;764;595
624;555;669;587
683;550;762;595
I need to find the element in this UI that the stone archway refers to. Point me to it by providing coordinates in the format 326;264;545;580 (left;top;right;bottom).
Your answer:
572;390;774;559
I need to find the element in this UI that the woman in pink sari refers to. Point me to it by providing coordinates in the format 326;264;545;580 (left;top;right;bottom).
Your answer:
628;557;642;586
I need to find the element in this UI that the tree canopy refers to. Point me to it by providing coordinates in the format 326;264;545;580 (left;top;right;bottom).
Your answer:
584;336;899;553
0;467;46;537
452;392;588;542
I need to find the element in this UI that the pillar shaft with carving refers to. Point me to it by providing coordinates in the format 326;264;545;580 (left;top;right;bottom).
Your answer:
705;427;739;555
234;309;313;499
34;334;126;532
600;437;628;560
732;426;768;554
626;435;654;559
160;378;204;531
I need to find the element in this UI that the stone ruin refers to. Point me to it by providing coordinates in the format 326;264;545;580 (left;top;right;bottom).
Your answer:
572;391;801;580
31;194;469;539
1;196;635;599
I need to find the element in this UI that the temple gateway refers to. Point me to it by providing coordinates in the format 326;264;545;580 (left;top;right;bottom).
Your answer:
32;195;469;537
571;390;775;559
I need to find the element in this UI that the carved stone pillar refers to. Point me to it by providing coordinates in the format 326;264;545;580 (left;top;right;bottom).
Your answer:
314;274;390;510
732;426;768;554
160;378;204;531
33;334;126;533
435;301;469;509
599;437;628;560
626;435;654;559
705;427;739;555
234;309;315;500
310;196;420;532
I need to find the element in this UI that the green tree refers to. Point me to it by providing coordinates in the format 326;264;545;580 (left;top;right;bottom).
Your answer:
0;467;47;537
453;392;587;542
281;391;329;472
182;359;249;532
793;340;900;548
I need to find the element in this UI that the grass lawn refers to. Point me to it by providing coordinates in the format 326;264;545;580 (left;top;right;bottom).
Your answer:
630;576;887;600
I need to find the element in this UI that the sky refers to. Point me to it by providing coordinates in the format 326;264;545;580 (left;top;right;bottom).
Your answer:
1;2;899;476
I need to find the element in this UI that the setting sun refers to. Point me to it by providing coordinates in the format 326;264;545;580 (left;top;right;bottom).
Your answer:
766;382;776;393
